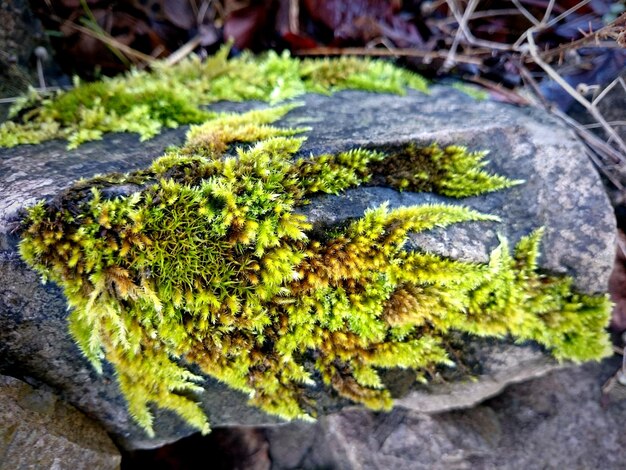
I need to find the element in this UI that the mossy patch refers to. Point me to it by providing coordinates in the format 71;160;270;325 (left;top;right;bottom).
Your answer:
18;104;612;437
0;47;428;149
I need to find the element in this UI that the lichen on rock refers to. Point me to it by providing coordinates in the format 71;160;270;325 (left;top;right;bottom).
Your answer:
18;102;612;438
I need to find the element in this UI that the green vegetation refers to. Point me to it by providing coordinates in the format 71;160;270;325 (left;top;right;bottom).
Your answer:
0;47;428;149
19;104;612;437
451;81;489;101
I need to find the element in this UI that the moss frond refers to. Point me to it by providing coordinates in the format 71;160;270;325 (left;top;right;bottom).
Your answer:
18;103;611;437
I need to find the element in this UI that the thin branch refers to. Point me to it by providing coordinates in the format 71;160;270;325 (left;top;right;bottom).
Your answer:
433;8;525;25
197;0;212;24
517;63;551;108
584;122;626;129
289;0;300;34
545;0;593;29
593;78;621;106
294;47;483;65
467;76;531;105
510;0;540;26
553;107;626;166
513;0;595;49
537;12;626;61
442;0;468;71
540;0;557;25
445;0;516;59
165;35;203;66
525;28;626;156
585;147;624;189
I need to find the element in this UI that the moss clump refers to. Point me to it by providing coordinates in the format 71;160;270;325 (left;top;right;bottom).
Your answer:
368;143;522;196
0;47;427;149
18;104;611;437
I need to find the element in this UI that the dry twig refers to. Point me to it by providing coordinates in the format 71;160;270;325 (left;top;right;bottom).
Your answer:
294;46;483;65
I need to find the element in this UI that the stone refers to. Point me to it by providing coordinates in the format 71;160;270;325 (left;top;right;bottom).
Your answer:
0;87;615;449
0;373;120;469
265;356;626;470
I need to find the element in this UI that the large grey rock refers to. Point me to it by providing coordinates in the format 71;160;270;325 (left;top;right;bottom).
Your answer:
0;87;615;449
265;357;626;470
0;374;120;470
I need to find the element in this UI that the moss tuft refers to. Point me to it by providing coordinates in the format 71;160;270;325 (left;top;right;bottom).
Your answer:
18;104;612;437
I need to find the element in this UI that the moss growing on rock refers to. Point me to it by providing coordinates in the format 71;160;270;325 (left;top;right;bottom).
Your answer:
18;104;612;437
0;47;427;149
368;143;522;196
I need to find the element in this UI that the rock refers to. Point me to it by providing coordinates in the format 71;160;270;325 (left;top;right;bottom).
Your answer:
265;357;626;470
0;87;615;449
0;373;121;469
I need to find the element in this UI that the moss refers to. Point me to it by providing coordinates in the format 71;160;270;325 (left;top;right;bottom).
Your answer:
368;143;521;196
18;103;612;437
0;47;428;149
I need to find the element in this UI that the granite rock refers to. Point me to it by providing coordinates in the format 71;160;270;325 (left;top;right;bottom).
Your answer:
0;87;615;449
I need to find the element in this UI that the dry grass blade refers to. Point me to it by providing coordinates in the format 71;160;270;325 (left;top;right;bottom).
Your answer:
63;21;157;66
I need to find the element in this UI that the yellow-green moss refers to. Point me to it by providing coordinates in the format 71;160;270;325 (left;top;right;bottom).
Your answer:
18;104;612;437
0;47;428;149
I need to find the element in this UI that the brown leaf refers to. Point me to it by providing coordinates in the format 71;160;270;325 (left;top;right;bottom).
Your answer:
224;2;276;50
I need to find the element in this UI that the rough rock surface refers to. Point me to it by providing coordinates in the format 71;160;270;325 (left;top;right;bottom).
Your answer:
0;88;615;449
265;356;626;470
0;373;120;469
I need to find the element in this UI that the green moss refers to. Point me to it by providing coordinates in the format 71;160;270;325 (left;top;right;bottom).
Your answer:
368;143;522;196
0;47;428;149
18;104;612;437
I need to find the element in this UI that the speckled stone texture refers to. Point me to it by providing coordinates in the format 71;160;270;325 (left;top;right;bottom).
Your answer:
0;374;121;469
0;87;615;449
